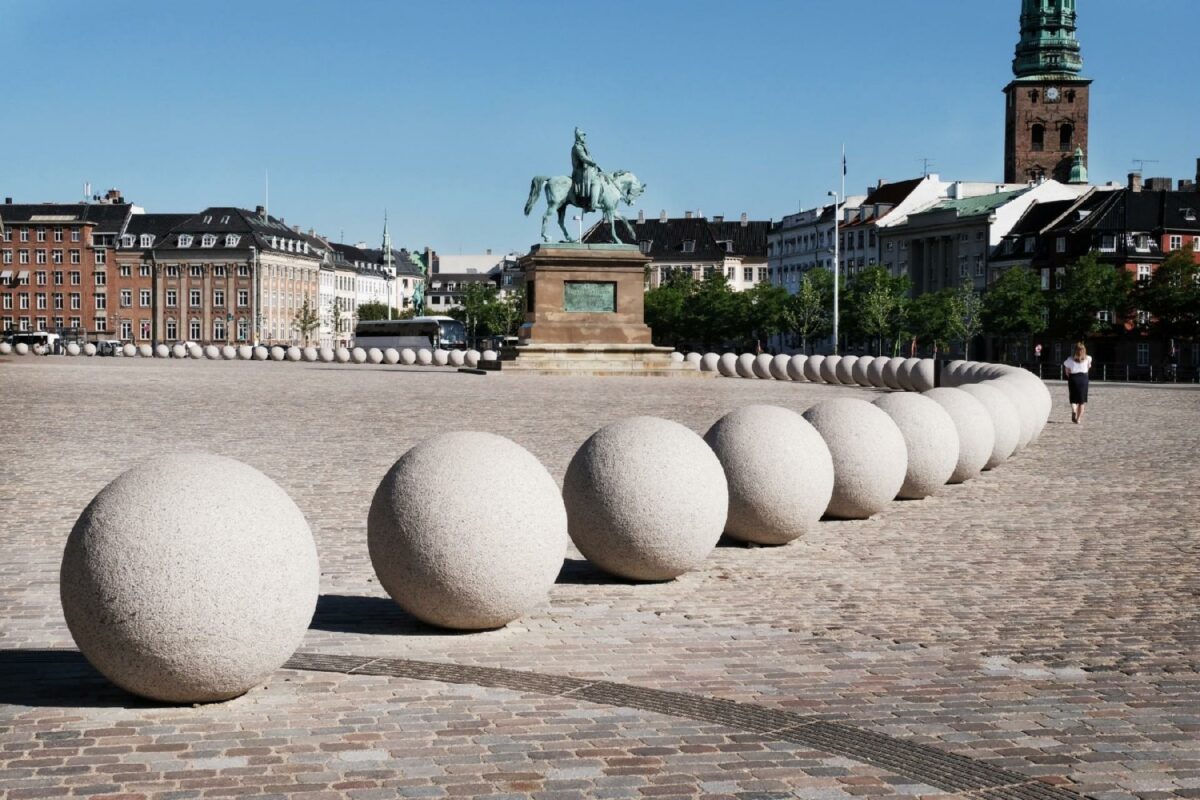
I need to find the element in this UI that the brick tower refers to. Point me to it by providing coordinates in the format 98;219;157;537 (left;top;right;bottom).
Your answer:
1003;0;1092;183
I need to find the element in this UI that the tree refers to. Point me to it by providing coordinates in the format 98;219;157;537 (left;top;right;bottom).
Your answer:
1052;252;1133;341
1139;246;1200;349
844;266;909;355
908;289;955;355
742;281;790;351
453;282;500;345
784;270;832;353
687;273;743;350
644;272;693;347
292;293;320;345
356;302;402;321
982;266;1046;361
948;283;984;359
487;288;526;338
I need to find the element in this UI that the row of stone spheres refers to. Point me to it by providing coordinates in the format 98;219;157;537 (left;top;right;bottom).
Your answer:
0;339;499;366
59;358;1052;704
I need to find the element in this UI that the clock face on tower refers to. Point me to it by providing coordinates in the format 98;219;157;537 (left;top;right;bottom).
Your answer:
1046;86;1060;102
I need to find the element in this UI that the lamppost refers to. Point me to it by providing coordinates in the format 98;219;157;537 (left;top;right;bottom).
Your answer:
827;190;841;354
572;215;583;242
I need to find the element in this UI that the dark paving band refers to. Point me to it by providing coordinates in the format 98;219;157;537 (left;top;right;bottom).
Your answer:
285;651;1087;799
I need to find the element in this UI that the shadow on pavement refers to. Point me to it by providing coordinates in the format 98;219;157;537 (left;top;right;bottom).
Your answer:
309;593;472;636
0;649;158;709
555;557;644;585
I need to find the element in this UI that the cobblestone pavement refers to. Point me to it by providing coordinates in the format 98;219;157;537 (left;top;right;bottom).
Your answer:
1;359;1197;800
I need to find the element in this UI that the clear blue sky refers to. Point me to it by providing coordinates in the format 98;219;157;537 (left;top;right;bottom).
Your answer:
2;1;1197;254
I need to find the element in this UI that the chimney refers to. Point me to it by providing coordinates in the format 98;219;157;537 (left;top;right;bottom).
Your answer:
637;209;645;224
4;197;11;204
255;205;265;216
293;224;301;233
877;178;886;189
659;209;667;222
684;210;693;219
697;209;703;219
1146;177;1172;192
740;212;748;227
1180;180;1197;192
950;182;962;200
486;248;492;255
1128;173;1143;192
713;215;724;224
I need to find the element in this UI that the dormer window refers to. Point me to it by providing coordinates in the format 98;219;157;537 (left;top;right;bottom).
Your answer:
201;234;217;248
140;234;155;247
220;215;230;224
225;234;240;247
682;240;696;253
178;234;193;247
121;234;135;248
202;216;212;224
1183;208;1197;222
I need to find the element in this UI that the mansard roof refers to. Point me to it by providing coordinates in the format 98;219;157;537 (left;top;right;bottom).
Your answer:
0;202;133;233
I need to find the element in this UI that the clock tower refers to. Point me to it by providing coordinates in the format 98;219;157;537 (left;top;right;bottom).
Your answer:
1003;0;1091;183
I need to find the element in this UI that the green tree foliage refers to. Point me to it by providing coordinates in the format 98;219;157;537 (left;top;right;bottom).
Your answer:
908;289;955;355
356;302;403;321
844;266;910;355
742;281;791;351
1139;246;1200;345
1051;252;1133;340
783;270;832;353
643;272;693;347
982;266;1047;360
948;284;984;359
292;293;321;345
688;273;745;349
447;283;525;344
486;287;526;338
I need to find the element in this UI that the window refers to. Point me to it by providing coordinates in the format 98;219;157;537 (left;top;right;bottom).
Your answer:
1;250;9;264
71;229;80;242
94;271;107;286
53;270;63;284
213;319;226;340
120;319;133;340
166;289;178;307
1097;309;1112;323
1169;235;1183;251
19;250;29;264
959;260;970;278
119;264;132;277
189;319;201;339
69;316;81;328
237;318;249;340
70;271;81;285
19;229;29;242
190;289;201;307
36;228;46;242
1031;123;1045;152
140;289;151;306
1137;264;1151;282
178;234;193;247
1133;235;1152;253
140;320;151;339
35;271;46;285
36;251;47;264
166;265;179;277
1099;235;1117;252
190;265;203;277
95;293;106;310
121;235;135;248
237;289;249;307
94;250;106;265
53;293;63;310
201;234;217;248
213;264;226;277
1059;123;1073;151
225;234;240;248
1;295;9;309
743;267;753;282
682;240;696;253
139;264;151;277
1137;342;1150;367
35;293;47;309
70;251;81;264
54;227;63;243
213;289;225;306
166;319;178;339
237;264;250;277
1055;237;1066;253
70;293;81;310
1055;267;1065;290
975;257;984;277
52;250;63;264
1135;309;1150;327
120;289;132;307
140;234;155;248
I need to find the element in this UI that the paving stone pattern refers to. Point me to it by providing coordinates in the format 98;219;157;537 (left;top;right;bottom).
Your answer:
1;359;1197;799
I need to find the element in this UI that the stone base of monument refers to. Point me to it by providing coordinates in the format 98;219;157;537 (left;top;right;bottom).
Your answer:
501;343;704;377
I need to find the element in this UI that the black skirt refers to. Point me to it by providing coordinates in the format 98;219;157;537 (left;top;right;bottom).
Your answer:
1068;372;1089;404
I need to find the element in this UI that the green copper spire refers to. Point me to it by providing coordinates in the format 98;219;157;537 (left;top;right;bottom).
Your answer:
381;210;395;273
1013;0;1083;79
1069;147;1088;184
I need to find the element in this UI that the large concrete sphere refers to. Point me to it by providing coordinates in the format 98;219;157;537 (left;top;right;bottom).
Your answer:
802;398;907;519
873;393;960;499
13;341;30;355
433;349;450;366
787;354;808;381
303;346;320;362
351;347;367;364
0;341;11;355
835;355;858;385
60;454;319;704
563;416;728;581
942;360;968;388
416;348;433;365
735;353;757;378
752;353;774;379
449;349;466;367
383;347;400;365
83;343;97;357
803;354;825;383
481;349;498;362
202;345;219;360
367;347;384;364
700;353;720;373
155;344;170;359
368;432;567;630
717;353;738;377
922;388;994;483
995;370;1052;441
269;346;285;361
172;343;187;359
283;346;299;362
986;378;1036;451
237;345;253;360
819;354;842;384
400;348;417;365
252;345;269;361
465;349;480;367
704;405;834;545
957;383;1020;469
851;355;874;386
335;347;351;363
66;342;81;356
670;351;685;363
686;352;702;366
220;345;236;360
769;353;791;380
881;357;905;390
122;344;137;358
137;344;153;358
866;356;888;387
896;357;921;391
318;346;334;363
910;359;936;392
188;344;204;359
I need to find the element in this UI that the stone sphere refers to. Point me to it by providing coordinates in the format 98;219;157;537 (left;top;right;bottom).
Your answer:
220;345;236;360
351;347;367;364
60;454;319;704
851;355;874;386
752;353;774;379
449;349;466;367
154;344;169;358
400;348;417;365
188;344;204;359
896;357;920;391
994;370;1052;441
237;345;253;360
416;348;433;365
835;355;858;385
803;354;825;382
465;350;480;367
922;388;994;483
985;378;1036;451
335;347;351;363
787;354;808;381
881;357;905;390
172;343;187;358
13;342;30;355
137;344;153;358
368;432;567;630
383;347;400;365
282;346;298;362
700;353;720;373
686;352;702;366
367;347;383;364
122;344;137;358
563;416;728;581
802;398;907;519
0;341;11;355
318;346;334;363
83;343;97;357
942;360;968;388
910;359;936;392
866;356;888;387
819;355;842;384
670;351;684;362
201;345;218;359
66;342;81;356
873;393;960;499
481;349;498;361
252;345;269;361
433;349;449;366
769;353;792;380
303;346;320;362
704;405;834;545
735;353;757;378
269;346;285;361
957;383;1020;469
717;353;738;377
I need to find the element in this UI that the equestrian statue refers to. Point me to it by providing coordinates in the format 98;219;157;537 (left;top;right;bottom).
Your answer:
524;127;646;244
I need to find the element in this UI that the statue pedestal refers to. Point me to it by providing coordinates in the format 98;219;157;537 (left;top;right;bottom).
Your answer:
504;243;704;377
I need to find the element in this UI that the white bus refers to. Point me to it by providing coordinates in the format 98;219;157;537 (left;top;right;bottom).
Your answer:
353;316;467;350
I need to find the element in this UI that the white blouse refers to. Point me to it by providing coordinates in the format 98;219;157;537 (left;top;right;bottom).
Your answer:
1063;356;1092;374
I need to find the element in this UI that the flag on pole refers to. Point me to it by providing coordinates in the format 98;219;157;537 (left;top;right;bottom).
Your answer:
842;152;847;176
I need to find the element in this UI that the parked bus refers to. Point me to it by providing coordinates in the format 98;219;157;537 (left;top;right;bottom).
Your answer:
353;316;467;350
7;331;61;353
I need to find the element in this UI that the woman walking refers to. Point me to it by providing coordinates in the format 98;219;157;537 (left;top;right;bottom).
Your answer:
1062;342;1092;424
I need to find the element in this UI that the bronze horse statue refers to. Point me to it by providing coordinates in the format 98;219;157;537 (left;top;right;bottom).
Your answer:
524;170;646;244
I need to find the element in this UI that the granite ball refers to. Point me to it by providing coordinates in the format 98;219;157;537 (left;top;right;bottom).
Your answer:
335;347;351;363
942;360;968;388
866;356;888;387
269;346;285;361
318;346;334;363
201;345;218;360
686;352;702;366
368;432;567;630
83;343;97;356
995;370;1052;441
922;388;994;483
155;344;170;359
122;344;137;358
383;348;400;365
769;353;792;380
66;342;81;356
835;355;858;385
432;349;448;366
873;393;959;499
819;354;842;384
283;346;299;362
449;349;466;367
803;354;825;383
188;344;204;359
704;405;834;545
60;454;319;704
563;416;728;581
481;349;497;362
0;341;11;355
237;345;253;360
735;353;757;378
787;354;808;381
957;383;1020;469
367;347;383;364
172;344;187;359
221;345;236;360
896;357;921;391
303;346;320;362
881;357;905;390
910;359;936;392
751;353;772;379
717;353;738;377
465;350;480;367
700;353;720;373
985;378;1037;451
670;351;684;363
416;348;432;365
801;398;907;519
13;342;30;356
400;348;417;365
851;355;875;386
138;344;153;358
349;347;365;364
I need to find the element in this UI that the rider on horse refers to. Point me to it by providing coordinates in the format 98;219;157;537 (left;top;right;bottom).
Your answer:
571;127;603;213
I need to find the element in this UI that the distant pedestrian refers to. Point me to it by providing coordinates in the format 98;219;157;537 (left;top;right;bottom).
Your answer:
1062;342;1092;424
